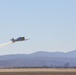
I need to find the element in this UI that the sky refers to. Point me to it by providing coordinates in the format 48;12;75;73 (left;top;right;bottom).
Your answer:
0;0;76;55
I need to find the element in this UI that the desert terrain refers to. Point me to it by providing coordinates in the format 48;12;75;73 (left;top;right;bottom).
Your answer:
0;68;76;75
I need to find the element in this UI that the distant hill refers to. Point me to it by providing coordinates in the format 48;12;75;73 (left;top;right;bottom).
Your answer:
0;50;76;68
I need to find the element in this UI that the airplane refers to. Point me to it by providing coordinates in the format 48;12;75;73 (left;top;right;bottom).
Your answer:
11;37;29;43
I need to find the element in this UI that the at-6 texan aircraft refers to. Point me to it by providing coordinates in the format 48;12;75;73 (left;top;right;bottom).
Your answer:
11;37;29;43
0;37;29;48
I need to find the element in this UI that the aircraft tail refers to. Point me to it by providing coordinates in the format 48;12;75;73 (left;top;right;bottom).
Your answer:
11;38;15;43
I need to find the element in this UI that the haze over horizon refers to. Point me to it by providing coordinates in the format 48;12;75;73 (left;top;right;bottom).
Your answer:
0;0;76;55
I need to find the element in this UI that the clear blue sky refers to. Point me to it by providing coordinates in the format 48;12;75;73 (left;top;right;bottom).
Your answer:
0;0;76;55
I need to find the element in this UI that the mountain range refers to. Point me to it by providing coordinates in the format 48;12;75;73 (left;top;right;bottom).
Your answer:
0;50;76;68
